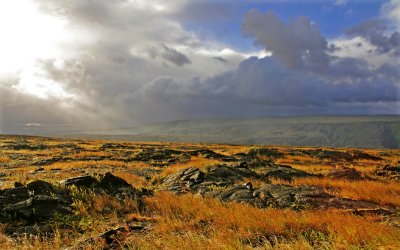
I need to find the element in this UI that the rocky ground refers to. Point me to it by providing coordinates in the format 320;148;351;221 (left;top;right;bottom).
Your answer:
0;135;400;249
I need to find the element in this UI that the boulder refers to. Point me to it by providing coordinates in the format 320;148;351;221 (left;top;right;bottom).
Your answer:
1;182;72;222
0;187;31;208
32;195;71;218
206;165;259;182
14;182;24;188
217;186;254;202
97;172;132;193
62;175;99;188
2;197;34;218
26;180;54;195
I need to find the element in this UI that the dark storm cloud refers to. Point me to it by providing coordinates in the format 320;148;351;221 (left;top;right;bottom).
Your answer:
161;45;191;66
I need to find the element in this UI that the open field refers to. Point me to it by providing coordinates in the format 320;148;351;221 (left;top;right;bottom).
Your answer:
1;135;400;249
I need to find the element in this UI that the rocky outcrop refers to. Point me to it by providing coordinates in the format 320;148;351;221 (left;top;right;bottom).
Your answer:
134;148;190;166
0;172;150;236
188;149;236;161
325;168;363;180
97;172;132;192
162;166;390;211
0;181;72;222
62;175;99;188
375;165;400;180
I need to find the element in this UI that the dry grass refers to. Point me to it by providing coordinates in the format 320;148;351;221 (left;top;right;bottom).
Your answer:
71;151;113;158
114;171;150;188
134;192;400;249
277;155;315;164
353;164;381;175
272;177;400;207
288;163;380;176
46;160;126;170
212;145;250;155
0;155;11;164
286;163;335;174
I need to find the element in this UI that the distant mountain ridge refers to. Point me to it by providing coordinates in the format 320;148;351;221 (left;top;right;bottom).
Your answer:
64;116;400;149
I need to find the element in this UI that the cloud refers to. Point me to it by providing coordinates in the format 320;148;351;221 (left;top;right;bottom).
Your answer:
382;0;400;29
1;0;250;131
148;45;191;66
130;56;398;105
242;10;330;71
334;0;348;6
116;10;400;122
346;19;400;55
0;1;399;133
212;56;228;63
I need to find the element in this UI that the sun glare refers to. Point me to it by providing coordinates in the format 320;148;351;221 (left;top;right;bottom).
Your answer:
0;0;73;99
13;61;75;100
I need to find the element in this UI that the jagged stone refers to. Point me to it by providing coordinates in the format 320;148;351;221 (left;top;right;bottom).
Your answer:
246;160;312;181
1;187;31;207
218;186;253;202
26;180;54;195
2;197;33;218
97;172;132;192
161;166;388;211
206;165;259;182
62;175;99;188
33;195;71;218
14;182;24;188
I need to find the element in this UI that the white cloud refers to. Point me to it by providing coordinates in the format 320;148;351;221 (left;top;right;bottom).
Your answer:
383;0;400;29
335;0;348;6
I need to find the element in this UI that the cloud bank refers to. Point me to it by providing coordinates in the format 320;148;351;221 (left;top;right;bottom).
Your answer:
0;0;399;133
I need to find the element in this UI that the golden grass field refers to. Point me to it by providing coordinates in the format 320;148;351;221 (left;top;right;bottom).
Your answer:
0;135;400;249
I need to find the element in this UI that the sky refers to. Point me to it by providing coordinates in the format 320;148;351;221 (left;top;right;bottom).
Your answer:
0;0;399;133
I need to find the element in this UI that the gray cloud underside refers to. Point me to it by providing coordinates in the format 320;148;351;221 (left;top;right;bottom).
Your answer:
120;10;399;120
119;56;399;121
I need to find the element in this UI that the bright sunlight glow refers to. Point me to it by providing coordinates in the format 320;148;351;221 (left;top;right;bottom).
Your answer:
0;0;73;99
